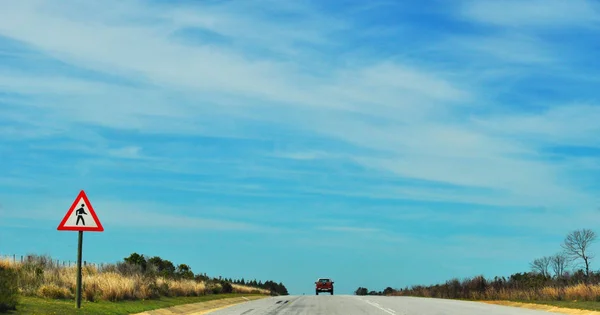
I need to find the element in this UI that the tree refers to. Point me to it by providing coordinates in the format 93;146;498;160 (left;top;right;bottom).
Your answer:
176;264;194;279
147;256;176;277
530;256;552;277
124;253;147;272
561;229;597;278
354;287;368;296
551;252;569;279
278;282;289;295
383;287;396;295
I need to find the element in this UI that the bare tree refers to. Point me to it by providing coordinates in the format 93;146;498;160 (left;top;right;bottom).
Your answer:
530;256;552;277
561;229;597;278
551;252;569;278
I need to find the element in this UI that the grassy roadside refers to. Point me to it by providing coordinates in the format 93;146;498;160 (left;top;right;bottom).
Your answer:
7;294;263;315
483;300;600;314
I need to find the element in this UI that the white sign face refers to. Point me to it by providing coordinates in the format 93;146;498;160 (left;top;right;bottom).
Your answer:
57;190;104;232
62;196;98;228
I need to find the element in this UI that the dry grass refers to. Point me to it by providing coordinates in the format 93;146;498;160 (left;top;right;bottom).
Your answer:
158;277;207;297
37;284;73;299
232;284;269;295
481;284;600;301
394;283;600;302
0;258;17;269
483;301;600;315
3;256;269;302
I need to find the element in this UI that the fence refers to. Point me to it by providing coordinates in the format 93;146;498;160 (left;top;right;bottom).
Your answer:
0;254;107;269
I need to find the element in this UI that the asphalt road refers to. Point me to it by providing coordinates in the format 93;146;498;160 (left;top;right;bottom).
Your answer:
206;295;563;315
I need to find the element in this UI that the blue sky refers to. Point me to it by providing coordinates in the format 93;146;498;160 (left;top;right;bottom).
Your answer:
1;0;600;295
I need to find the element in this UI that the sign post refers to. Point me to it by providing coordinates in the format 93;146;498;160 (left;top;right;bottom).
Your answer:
57;190;104;309
76;231;83;308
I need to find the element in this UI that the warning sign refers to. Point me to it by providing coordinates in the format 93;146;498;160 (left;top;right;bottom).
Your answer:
57;190;104;232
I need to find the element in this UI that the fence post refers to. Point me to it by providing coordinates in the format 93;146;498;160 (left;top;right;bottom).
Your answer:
20;256;23;263
13;254;16;263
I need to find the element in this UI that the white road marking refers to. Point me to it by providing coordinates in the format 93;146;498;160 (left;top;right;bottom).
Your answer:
363;299;397;315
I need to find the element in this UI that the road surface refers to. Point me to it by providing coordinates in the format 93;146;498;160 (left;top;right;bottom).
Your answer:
206;295;562;315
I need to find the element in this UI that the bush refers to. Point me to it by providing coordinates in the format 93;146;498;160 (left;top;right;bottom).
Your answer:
37;284;72;299
221;281;233;294
0;253;273;304
0;265;19;312
355;287;368;296
116;262;144;277
207;282;222;295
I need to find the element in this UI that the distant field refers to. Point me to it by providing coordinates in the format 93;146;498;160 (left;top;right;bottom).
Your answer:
8;294;262;315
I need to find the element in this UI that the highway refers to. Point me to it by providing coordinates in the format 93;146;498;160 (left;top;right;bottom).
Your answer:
206;295;562;315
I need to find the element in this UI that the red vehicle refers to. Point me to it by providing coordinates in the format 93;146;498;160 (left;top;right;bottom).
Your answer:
315;278;334;295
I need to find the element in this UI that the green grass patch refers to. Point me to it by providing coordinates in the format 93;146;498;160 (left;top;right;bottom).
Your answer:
7;294;261;315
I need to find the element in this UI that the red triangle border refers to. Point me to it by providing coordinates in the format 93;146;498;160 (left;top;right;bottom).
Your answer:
57;190;104;232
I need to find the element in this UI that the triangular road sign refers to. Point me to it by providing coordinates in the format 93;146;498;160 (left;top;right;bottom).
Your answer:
57;190;104;232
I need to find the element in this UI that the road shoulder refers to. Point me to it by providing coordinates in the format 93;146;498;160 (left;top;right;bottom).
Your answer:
131;296;267;315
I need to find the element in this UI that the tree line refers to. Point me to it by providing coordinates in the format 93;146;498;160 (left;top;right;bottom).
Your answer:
121;253;289;295
355;229;599;299
354;287;396;296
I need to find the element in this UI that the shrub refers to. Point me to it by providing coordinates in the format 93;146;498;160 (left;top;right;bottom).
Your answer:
221;281;233;294
0;265;19;312
1;253;272;304
116;262;144;277
37;284;72;299
138;279;161;300
207;282;222;295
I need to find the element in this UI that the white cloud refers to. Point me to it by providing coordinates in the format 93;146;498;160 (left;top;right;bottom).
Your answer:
107;146;142;159
270;151;335;161
316;226;380;233
441;33;554;65
461;0;600;28
0;0;598;214
474;104;600;147
0;196;271;232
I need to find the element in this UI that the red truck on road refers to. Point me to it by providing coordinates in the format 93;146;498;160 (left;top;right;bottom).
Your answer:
315;278;334;295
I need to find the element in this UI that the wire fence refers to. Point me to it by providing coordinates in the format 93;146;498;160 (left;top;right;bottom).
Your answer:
0;254;107;269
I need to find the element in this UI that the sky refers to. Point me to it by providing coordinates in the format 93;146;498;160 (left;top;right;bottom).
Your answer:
1;0;600;295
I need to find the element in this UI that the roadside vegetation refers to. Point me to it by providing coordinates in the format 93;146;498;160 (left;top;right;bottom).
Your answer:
0;252;287;313
357;229;600;307
8;294;261;315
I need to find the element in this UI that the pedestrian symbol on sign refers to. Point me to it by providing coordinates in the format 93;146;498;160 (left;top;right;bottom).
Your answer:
57;190;103;232
76;204;87;226
57;190;104;310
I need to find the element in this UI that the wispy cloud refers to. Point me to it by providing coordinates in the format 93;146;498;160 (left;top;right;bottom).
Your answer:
460;0;600;28
0;197;269;232
0;0;598;211
1;0;600;292
441;33;555;65
316;226;381;233
107;146;143;159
